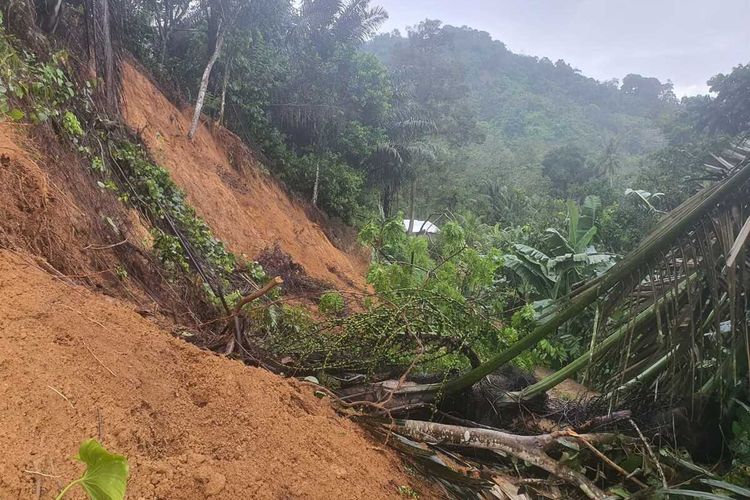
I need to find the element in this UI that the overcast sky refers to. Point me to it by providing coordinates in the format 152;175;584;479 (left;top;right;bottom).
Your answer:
374;0;750;97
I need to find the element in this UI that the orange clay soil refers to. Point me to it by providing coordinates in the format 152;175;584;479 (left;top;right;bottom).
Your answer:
0;250;432;499
120;62;368;293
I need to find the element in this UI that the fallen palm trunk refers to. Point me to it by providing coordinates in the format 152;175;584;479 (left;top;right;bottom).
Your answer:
337;276;689;410
387;420;618;499
507;275;694;403
362;151;750;406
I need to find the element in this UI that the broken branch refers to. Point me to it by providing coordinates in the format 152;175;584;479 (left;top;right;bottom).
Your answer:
232;276;283;315
387;420;610;499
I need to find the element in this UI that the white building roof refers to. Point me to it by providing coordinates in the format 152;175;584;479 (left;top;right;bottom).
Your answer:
403;219;440;234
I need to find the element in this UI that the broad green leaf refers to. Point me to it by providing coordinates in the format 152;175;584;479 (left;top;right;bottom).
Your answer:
577;226;598;251
544;228;574;255
8;108;24;121
625;188;664;213
513;243;551;264
504;253;554;297
579;195;601;237
72;439;129;500
567;200;580;243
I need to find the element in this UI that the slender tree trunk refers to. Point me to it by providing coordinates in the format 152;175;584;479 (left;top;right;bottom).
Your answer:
188;24;224;139
84;0;97;77
407;178;416;233
101;0;116;115
159;35;168;66
41;0;64;33
217;59;230;125
312;162;320;206
381;186;391;218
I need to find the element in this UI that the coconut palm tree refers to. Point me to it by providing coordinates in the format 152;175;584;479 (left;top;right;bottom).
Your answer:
367;105;436;218
271;0;388;204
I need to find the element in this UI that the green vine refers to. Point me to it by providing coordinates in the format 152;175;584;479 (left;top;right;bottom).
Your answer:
0;18;76;124
108;141;236;276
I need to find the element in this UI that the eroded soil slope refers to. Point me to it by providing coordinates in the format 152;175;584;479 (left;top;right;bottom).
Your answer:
121;62;367;293
0;250;423;499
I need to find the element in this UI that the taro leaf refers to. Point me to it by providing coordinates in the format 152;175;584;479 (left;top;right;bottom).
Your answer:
72;439;129;500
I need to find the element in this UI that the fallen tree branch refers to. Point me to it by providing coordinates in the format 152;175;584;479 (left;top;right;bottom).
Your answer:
576;410;632;432
387;420;611;499
630;418;668;489
223;276;283;355
573;431;648;489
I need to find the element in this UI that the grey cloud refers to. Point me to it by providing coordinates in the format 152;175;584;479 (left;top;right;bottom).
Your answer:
375;0;750;96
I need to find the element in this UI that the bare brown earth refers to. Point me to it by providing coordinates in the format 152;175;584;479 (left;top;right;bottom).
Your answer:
0;60;432;500
0;250;428;499
534;367;599;400
120;61;368;293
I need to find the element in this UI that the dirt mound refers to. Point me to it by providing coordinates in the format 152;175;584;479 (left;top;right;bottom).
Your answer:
0;250;428;499
120;62;368;293
0;123;109;279
0;122;214;326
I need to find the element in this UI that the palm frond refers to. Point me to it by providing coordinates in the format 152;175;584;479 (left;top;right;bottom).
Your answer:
333;0;387;44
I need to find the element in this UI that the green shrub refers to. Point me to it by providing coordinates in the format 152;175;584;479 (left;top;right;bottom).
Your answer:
319;292;345;316
62;111;84;137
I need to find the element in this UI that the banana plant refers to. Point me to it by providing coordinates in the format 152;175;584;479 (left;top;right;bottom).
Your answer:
504;195;616;301
625;188;666;213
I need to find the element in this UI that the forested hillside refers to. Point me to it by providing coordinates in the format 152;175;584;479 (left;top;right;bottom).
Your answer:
366;22;677;219
118;3;684;228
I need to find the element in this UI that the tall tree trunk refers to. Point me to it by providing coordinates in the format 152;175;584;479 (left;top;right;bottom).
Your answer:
381;186;391;218
217;59;230;125
84;0;97;77
312;161;320;206
407;178;416;233
188;24;224;139
101;0;116;115
434;157;750;397
206;1;221;59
